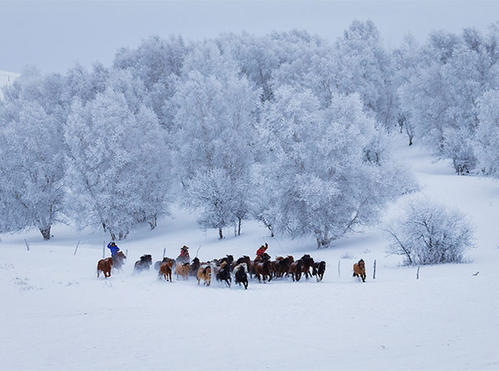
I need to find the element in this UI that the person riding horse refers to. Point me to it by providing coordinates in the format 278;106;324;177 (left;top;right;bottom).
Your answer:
107;241;120;256
256;243;268;259
176;245;190;264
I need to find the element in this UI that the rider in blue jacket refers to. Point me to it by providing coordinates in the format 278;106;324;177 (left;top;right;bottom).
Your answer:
107;241;120;256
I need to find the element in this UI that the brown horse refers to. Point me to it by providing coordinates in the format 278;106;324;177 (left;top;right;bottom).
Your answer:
197;265;212;286
353;259;366;282
160;259;174;282
175;262;190;280
97;257;113;278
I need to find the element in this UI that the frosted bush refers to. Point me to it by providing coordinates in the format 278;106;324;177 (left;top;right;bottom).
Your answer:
387;199;473;265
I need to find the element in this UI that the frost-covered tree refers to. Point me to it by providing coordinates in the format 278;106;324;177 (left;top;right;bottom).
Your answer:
113;35;188;127
399;26;499;173
393;35;422;145
0;71;66;239
257;87;414;248
62;63;109;105
387;199;473;265
171;45;259;238
186;168;240;239
475;89;499;176
65;88;171;239
334;20;396;129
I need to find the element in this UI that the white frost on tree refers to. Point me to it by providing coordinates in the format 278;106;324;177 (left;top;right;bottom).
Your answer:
475;89;499;177
0;70;65;240
387;198;473;265
65;87;171;239
257;87;414;248
171;45;260;238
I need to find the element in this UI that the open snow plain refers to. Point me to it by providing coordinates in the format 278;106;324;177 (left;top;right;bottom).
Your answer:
1;137;498;370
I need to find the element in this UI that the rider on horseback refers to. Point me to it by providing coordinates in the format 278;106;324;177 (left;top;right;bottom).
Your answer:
177;245;190;264
107;241;120;256
256;243;268;258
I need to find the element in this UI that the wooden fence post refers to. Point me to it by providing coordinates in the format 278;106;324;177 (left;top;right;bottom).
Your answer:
73;240;80;256
24;239;30;252
163;248;166;258
417;266;420;280
337;260;341;278
373;259;376;280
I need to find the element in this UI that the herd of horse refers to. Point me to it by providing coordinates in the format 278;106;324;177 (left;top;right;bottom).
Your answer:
97;247;368;288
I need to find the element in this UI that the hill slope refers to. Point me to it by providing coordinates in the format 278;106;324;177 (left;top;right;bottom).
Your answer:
1;135;498;370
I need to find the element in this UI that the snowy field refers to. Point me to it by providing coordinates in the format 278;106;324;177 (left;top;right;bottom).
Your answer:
1;136;499;371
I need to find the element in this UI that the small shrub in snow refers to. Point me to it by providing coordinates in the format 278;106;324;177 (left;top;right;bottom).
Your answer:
387;199;473;265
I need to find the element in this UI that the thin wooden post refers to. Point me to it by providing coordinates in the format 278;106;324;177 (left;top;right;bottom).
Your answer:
416;266;420;280
337;260;340;278
373;259;376;280
163;248;166;258
73;240;80;256
24;239;30;252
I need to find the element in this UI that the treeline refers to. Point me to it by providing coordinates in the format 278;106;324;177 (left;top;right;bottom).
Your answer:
0;21;496;244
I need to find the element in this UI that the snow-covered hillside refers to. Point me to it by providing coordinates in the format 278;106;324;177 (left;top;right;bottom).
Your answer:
1;135;498;370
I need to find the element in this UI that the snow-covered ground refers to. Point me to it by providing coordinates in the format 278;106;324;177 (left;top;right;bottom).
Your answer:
1;135;498;370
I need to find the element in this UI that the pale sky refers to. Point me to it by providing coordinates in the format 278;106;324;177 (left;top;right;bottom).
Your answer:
0;0;497;74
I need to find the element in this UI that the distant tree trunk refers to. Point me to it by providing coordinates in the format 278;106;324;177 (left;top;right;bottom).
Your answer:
110;231;117;241
218;228;223;240
260;218;274;237
237;217;242;236
316;228;331;249
102;223;107;233
39;226;51;240
148;215;157;230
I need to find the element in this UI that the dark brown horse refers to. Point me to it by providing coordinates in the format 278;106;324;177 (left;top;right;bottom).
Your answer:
112;251;126;270
189;257;201;277
300;254;315;279
276;256;294;278
134;255;152;272
312;261;326;282
288;260;303;282
234;263;248;289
